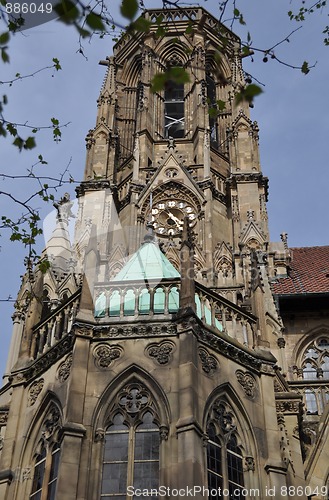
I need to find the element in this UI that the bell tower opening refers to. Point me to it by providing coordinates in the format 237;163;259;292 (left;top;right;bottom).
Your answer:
164;68;185;139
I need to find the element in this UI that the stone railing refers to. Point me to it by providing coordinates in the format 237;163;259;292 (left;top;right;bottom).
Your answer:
30;292;80;360
94;279;256;348
289;380;329;417
94;278;181;319
195;282;257;348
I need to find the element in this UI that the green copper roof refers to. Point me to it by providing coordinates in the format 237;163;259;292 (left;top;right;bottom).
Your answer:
111;239;180;281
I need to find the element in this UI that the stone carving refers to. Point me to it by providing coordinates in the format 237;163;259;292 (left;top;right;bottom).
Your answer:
199;348;218;375
147;341;174;365
93;344;123;368
57;354;73;383
0;412;8;426
245;456;255;472
22;468;31;481
118;383;151;416
236;370;257;399
277;337;286;348
95;428;106;442
275;401;301;414
28;379;44;406
212;400;236;435
160;425;169;441
24;334;75;383
41;405;61;442
0;435;3;450
94;323;177;338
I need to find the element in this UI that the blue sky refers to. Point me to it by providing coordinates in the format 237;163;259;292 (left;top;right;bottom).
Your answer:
0;0;328;377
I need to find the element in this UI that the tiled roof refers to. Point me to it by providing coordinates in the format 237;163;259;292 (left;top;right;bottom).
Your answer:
272;246;329;295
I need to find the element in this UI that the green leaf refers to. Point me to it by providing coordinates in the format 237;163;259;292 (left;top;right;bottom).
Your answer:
0;32;10;45
51;117;59;126
24;137;36;150
301;61;310;74
39;260;51;273
54;0;79;23
132;17;151;33
216;100;226;111
6;123;17;136
120;0;138;21
235;84;263;105
86;13;105;31
151;67;190;93
52;57;62;71
13;137;24;150
1;47;9;63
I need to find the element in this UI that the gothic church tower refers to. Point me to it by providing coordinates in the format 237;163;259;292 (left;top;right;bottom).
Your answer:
1;8;327;500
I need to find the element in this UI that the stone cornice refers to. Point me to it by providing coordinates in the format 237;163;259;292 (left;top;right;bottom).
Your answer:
76;180;113;198
227;173;269;200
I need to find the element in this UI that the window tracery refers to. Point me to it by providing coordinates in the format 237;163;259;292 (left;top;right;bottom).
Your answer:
302;336;329;380
206;399;245;500
296;335;329;415
30;405;62;500
100;383;161;500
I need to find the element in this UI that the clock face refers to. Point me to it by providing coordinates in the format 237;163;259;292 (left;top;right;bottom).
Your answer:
150;199;197;236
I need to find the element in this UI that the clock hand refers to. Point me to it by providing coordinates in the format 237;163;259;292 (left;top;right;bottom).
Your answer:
168;211;183;227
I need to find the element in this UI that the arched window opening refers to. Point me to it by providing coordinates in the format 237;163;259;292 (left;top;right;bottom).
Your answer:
101;383;161;499
305;390;318;415
164;69;185;139
41;289;51;321
154;288;165;314
30;445;47;499
206;74;219;148
30;443;61;500
124;289;135;316
109;290;121;317
139;288;151;314
206;400;245;500
301;336;329;380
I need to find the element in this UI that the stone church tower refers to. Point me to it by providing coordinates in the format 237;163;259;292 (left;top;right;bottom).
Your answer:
1;7;329;500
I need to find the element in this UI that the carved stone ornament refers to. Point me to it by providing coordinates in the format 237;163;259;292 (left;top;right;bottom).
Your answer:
275;401;301;414
93;344;123;368
236;370;257;399
198;347;218;374
0;411;8;426
160;425;169;441
41;406;61;442
57;354;73;383
28;379;44;406
245;456;255;472
94;323;177;339
95;428;106;442
147;341;175;365
118;383;151;417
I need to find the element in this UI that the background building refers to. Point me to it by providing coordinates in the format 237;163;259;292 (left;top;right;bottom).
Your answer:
0;8;328;499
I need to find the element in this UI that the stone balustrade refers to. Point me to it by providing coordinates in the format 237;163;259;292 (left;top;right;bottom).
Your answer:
30;294;80;360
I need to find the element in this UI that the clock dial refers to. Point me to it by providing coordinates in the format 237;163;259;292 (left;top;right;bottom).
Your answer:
150;199;197;236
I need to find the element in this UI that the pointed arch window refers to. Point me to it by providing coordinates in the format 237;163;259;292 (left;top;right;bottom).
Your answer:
164;67;185;139
206;400;245;499
101;383;161;499
30;442;61;500
30;405;62;500
206;73;219;148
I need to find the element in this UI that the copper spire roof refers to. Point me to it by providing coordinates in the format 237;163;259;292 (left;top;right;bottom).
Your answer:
272;246;329;295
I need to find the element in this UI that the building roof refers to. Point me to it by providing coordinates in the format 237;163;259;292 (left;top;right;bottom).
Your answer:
111;238;180;281
272;246;329;295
